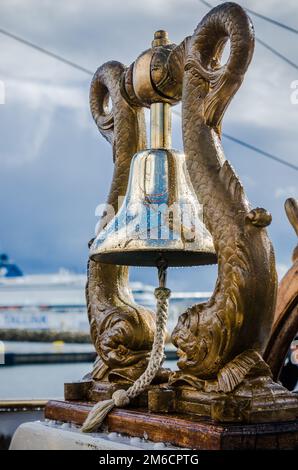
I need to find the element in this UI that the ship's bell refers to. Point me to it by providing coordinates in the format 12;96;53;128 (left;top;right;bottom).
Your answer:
90;101;216;268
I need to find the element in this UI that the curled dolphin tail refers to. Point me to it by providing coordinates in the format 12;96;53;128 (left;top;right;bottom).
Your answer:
87;61;156;382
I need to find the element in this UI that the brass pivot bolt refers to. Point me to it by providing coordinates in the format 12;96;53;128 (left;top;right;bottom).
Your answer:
152;30;170;47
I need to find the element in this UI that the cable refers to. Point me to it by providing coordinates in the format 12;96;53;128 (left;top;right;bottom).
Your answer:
212;0;298;34
244;7;298;35
0;27;93;76
222;133;298;172
255;37;298;71
172;110;297;171
197;0;214;9
197;0;298;71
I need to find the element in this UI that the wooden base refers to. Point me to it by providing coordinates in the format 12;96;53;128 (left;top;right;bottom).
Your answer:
64;378;298;424
45;400;298;450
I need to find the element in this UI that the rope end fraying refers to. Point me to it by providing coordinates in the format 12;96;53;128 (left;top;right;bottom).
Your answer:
81;389;129;433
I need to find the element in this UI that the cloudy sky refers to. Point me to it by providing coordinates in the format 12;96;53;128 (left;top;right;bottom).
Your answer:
0;0;297;291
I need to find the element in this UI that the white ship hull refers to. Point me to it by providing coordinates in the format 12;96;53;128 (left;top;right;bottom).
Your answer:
0;270;210;333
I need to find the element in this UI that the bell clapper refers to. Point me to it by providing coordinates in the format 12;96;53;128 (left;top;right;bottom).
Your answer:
156;256;168;288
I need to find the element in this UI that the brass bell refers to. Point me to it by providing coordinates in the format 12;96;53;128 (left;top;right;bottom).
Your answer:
90;30;216;268
90;100;216;267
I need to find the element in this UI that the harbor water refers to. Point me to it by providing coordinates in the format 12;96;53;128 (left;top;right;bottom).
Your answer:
0;342;176;401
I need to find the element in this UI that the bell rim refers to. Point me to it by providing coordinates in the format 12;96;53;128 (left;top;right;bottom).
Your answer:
89;249;217;267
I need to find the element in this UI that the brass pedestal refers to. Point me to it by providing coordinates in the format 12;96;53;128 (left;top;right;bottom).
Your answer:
44;379;298;450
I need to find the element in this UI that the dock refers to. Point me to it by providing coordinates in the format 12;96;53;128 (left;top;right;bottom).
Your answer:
0;341;178;366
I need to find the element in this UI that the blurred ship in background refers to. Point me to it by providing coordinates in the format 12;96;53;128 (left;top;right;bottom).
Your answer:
0;254;211;335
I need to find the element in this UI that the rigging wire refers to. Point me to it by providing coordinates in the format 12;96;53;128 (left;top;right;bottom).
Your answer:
172;110;298;171
197;0;298;71
0;27;93;76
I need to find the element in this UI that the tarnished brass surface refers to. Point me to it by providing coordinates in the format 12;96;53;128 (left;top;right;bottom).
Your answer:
0;400;47;410
169;2;278;393
86;1;298;420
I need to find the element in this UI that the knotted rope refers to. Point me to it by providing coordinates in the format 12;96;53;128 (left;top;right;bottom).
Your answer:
81;262;170;433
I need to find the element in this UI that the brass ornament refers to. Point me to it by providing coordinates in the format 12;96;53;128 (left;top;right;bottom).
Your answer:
87;62;156;383
170;2;276;388
86;2;298;423
90;35;216;268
